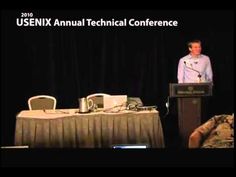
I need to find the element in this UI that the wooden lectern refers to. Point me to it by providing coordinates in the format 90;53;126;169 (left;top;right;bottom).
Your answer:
169;83;213;147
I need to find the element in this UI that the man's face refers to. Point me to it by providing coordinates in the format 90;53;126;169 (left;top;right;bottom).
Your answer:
189;42;202;56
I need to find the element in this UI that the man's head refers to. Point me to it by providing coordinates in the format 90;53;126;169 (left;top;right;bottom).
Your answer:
188;40;202;56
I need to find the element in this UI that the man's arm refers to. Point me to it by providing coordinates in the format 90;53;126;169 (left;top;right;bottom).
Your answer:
177;59;184;83
205;57;213;82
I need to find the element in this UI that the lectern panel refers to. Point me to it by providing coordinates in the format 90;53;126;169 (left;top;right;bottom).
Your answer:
169;83;213;97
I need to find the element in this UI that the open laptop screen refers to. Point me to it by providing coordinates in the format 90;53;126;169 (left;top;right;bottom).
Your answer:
112;144;148;149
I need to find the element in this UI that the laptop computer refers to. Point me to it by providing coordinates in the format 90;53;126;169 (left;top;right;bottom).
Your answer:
103;95;127;110
112;144;149;149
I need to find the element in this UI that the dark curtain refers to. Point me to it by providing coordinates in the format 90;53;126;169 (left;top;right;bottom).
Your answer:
1;10;234;145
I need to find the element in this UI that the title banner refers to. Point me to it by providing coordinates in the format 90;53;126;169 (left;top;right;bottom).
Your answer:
16;13;178;27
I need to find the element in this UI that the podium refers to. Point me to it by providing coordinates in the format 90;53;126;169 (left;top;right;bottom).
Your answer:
169;83;213;147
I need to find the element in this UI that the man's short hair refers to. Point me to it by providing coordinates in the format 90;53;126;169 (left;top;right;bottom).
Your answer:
188;39;201;48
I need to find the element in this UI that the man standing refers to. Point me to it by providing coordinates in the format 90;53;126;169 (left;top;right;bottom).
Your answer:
177;40;213;83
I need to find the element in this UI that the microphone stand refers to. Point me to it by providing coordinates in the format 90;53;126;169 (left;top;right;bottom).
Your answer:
184;61;202;82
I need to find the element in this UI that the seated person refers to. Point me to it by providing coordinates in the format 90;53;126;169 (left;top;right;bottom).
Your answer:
189;114;234;148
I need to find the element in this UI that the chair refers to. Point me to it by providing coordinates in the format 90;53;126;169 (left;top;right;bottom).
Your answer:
28;95;57;110
86;93;110;108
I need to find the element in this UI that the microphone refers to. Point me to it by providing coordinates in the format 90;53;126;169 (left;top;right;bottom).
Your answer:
184;61;202;82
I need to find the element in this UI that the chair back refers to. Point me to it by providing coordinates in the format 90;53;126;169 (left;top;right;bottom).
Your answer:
127;97;143;107
86;93;110;108
28;95;56;110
